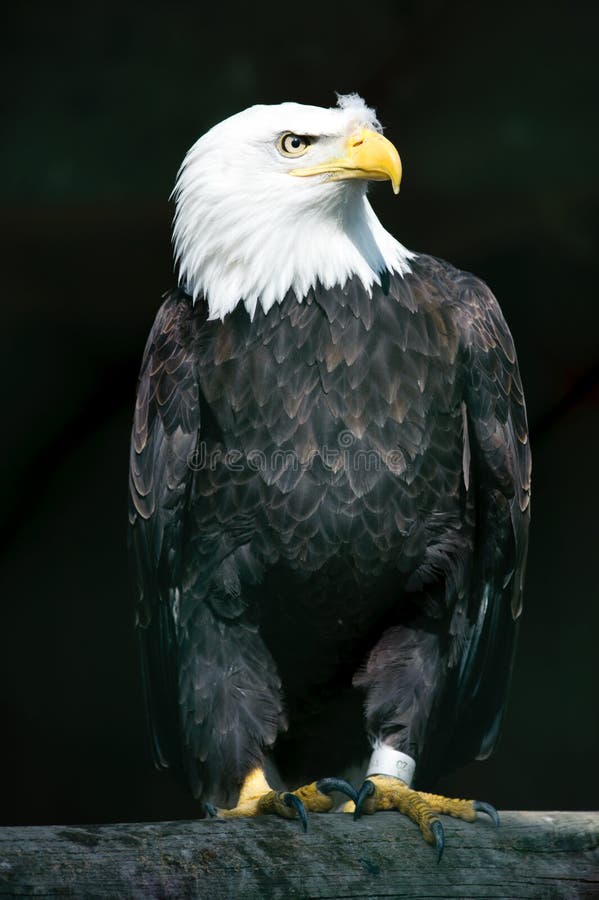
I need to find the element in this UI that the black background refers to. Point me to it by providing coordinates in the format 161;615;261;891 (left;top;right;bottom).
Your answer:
1;0;597;826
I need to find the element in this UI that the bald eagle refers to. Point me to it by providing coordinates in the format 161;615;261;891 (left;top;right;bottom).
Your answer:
129;94;530;856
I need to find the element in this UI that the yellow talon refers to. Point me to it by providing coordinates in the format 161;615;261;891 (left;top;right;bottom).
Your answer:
417;790;477;821
213;768;346;827
217;768;297;821
354;774;497;858
293;781;335;813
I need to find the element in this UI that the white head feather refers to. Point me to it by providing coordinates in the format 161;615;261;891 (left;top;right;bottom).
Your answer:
172;94;415;320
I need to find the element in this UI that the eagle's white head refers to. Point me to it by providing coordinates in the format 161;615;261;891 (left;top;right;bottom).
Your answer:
172;94;415;320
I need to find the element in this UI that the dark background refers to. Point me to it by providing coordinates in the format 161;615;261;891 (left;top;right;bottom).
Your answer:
1;0;597;826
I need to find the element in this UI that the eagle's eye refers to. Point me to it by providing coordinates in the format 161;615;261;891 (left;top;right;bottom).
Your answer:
278;133;312;157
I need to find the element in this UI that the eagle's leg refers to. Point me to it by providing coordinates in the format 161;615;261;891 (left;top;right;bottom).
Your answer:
212;768;356;831
351;621;499;858
188;605;355;829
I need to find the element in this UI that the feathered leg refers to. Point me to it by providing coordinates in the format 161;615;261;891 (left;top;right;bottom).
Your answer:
351;621;498;858
179;604;355;827
178;604;286;809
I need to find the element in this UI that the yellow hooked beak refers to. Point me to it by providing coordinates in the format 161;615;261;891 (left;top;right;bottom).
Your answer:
290;129;402;195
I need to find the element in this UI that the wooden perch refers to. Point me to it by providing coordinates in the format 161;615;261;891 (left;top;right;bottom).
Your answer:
0;811;597;898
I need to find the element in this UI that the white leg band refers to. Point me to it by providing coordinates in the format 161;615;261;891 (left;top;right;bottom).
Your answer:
366;745;416;787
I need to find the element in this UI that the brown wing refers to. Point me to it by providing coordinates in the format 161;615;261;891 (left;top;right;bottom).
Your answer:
450;271;531;763
128;290;202;772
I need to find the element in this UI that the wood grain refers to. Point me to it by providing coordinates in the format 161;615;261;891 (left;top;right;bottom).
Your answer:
0;811;597;898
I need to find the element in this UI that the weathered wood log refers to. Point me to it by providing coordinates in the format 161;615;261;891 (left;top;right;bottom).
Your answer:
0;811;597;898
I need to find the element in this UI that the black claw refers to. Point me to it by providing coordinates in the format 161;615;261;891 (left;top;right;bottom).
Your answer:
431;820;445;863
204;802;217;818
353;779;376;821
473;800;500;827
283;792;308;832
316;777;358;804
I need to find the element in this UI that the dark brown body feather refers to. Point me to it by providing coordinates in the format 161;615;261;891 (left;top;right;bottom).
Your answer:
129;254;531;806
